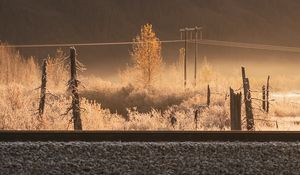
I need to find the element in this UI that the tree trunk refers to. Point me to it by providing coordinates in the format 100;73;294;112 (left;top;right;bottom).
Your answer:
70;47;82;130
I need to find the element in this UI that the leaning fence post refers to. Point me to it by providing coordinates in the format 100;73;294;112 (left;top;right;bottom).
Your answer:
230;88;242;130
262;85;266;111
207;84;211;107
241;67;254;130
70;47;82;130
38;59;47;117
266;75;270;113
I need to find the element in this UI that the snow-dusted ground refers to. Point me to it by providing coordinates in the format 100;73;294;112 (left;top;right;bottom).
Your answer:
0;142;299;174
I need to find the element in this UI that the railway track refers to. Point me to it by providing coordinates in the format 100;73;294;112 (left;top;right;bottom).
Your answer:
0;131;299;142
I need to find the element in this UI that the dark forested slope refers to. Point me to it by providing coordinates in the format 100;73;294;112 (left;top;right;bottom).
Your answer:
1;0;300;46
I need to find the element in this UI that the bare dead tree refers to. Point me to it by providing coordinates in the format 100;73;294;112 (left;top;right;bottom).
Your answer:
69;47;82;130
230;88;242;130
207;84;211;107
38;59;47;118
241;67;254;130
266;75;270;113
262;85;266;111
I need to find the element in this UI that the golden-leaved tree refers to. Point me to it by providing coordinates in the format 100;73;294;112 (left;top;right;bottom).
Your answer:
130;23;162;88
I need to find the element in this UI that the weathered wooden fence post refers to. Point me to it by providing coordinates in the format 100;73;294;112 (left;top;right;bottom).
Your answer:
38;59;47;117
207;84;211;107
262;85;266;111
230;88;242;130
241;67;254;130
70;47;82;130
170;111;177;130
266;75;270;113
194;109;199;130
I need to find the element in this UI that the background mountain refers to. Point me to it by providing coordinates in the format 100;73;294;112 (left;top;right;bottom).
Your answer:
1;0;300;78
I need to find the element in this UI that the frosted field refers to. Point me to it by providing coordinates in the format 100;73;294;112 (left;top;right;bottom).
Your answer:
1;44;300;131
0;142;299;174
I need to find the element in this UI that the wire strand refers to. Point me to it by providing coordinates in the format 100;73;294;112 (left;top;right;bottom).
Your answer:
1;39;300;53
0;40;183;48
193;40;300;53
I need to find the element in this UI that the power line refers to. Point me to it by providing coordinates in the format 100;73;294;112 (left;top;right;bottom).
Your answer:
1;39;300;53
193;39;300;53
0;40;183;48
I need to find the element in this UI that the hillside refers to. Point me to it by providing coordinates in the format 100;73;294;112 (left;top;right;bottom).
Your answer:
1;0;300;45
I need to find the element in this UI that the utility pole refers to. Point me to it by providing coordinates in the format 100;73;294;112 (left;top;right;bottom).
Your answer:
184;28;187;88
194;26;202;87
180;26;203;88
180;28;189;88
194;28;197;87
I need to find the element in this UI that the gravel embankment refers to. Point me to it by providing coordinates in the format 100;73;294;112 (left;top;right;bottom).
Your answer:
0;142;299;174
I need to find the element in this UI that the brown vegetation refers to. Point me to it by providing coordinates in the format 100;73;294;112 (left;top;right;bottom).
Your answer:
0;33;299;130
